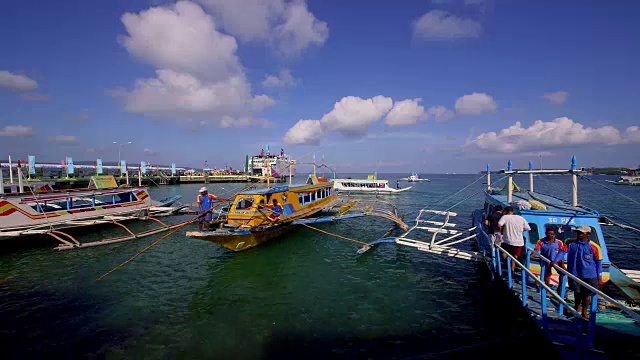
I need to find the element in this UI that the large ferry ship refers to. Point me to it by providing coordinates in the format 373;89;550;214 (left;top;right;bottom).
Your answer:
245;146;296;178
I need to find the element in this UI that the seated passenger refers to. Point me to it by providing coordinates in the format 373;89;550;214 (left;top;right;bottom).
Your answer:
268;199;283;220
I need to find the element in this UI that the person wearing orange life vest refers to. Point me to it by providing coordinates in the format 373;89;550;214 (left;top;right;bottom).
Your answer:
553;225;603;320
197;187;218;231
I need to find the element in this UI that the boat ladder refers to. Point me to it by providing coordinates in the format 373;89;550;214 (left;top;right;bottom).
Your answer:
359;209;482;261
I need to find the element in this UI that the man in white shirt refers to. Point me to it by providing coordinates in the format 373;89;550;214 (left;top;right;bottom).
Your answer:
497;206;531;272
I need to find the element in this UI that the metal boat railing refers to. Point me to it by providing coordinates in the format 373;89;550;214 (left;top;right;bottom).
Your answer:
474;220;640;358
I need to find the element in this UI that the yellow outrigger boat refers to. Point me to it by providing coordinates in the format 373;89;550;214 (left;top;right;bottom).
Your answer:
186;174;343;251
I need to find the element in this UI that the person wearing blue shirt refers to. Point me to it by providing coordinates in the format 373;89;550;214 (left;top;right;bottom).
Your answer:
533;228;564;286
554;225;603;320
268;198;283;221
197;187;218;231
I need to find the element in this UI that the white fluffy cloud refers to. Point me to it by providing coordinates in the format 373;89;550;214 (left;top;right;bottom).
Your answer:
0;71;38;92
283;119;323;145
197;0;328;56
542;91;569;105
284;96;394;144
320;96;393;135
117;1;272;127
469;117;640;153
0;125;33;136
413;10;482;40
122;70;271;121
385;98;427;126
427;105;456;121
121;1;240;81
48;135;78;145
455;92;497;115
262;68;297;88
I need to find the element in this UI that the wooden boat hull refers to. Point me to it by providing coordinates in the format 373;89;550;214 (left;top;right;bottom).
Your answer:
186;222;296;251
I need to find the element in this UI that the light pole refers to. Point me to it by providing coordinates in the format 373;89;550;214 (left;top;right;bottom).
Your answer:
113;141;132;176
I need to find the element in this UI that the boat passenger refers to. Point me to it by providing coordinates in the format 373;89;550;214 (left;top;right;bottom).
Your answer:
554;225;603;320
268;199;283;220
396;180;400;189
533;228;564;287
260;149;264;157
197;186;218;232
484;205;503;246
497;206;531;273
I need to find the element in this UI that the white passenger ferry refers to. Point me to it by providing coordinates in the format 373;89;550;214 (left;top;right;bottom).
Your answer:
333;174;411;194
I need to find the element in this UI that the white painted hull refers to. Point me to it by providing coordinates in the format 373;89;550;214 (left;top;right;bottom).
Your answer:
0;187;152;239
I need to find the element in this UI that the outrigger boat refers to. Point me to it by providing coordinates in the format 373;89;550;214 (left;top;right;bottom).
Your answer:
187;174;339;251
1;167;191;250
403;172;430;182
358;156;640;358
186;168;410;251
333;173;411;195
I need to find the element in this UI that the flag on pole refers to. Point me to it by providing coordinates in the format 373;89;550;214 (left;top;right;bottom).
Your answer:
28;155;36;175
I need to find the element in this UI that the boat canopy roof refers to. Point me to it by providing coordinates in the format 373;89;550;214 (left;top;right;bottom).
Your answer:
238;175;331;196
486;190;600;217
240;185;290;195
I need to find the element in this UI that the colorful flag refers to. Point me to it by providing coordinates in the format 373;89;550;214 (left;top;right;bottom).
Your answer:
97;159;103;174
28;155;36;175
66;157;74;174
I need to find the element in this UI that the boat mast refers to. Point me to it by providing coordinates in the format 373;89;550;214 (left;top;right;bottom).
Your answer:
529;160;534;192
486;164;490;191
267;158;271;189
17;160;24;193
507;160;513;203
322;155;324;178
8;155;13;184
571;155;578;206
0;163;4;194
313;153;316;177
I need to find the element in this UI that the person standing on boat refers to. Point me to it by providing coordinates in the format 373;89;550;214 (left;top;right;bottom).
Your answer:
497;206;531;272
484;205;503;246
260;149;264;157
554;225;603;320
533;228;564;287
396;180;400;189
268;198;283;220
197;187;218;231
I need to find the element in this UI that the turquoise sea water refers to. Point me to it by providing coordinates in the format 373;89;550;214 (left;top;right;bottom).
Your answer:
1;174;639;359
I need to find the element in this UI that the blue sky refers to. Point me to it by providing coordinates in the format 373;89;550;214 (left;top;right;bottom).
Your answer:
1;0;639;174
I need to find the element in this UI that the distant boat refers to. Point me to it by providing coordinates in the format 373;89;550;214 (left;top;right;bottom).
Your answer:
605;175;640;186
333;173;411;194
403;172;430;182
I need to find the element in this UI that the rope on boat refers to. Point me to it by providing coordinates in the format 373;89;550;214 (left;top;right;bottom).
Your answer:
416;174;510;226
299;223;368;245
96;203;226;280
579;174;640;206
537;174;640;232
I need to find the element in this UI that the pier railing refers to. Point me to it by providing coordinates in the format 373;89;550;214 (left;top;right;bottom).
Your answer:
474;220;640;358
